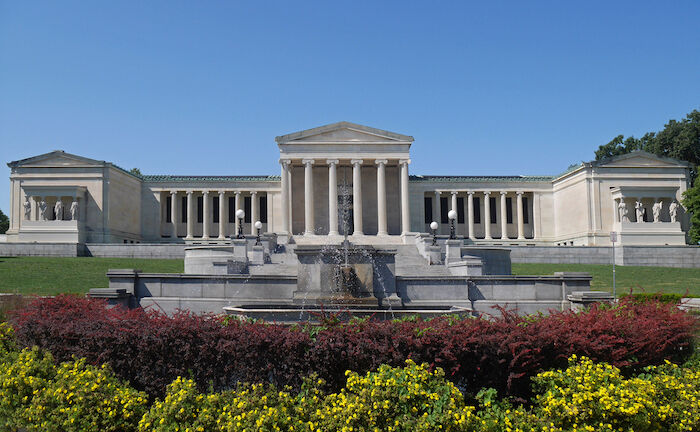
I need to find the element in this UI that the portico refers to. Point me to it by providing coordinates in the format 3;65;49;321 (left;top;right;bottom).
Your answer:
276;122;413;238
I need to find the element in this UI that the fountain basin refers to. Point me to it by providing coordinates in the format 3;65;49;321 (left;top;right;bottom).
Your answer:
223;304;471;324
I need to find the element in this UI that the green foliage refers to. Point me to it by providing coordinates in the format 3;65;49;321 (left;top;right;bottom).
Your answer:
531;355;700;431
25;358;149;432
595;109;700;181
0;347;56;431
683;177;700;244
0;209;8;234
129;167;142;176
620;292;686;304
0;323;16;360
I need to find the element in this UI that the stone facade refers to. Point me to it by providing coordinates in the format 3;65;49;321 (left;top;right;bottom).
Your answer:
5;122;692;246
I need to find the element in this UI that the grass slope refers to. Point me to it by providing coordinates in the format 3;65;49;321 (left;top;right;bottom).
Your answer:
0;257;183;295
512;263;700;297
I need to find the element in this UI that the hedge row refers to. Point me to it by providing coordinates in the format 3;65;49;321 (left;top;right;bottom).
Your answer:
9;295;698;400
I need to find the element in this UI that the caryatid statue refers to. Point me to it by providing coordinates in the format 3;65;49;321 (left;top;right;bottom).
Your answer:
70;200;79;221
669;200;679;223
54;200;64;221
635;200;644;223
23;197;31;220
618;200;629;222
652;201;662;223
39;199;47;221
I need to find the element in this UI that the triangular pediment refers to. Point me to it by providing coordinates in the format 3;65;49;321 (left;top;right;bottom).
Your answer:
595;151;689;168
8;151;105;168
276;121;414;144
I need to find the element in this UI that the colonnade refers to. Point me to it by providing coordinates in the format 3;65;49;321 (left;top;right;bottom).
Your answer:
22;194;81;221
279;158;411;236
434;190;532;240
614;196;680;223
166;190;264;240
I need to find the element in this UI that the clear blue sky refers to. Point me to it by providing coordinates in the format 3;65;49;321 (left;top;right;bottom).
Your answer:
2;0;699;215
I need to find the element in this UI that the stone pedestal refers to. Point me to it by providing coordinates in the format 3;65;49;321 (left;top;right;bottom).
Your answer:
567;290;615;311
426;245;442;265
250;245;265;265
445;239;463;264
230;239;249;274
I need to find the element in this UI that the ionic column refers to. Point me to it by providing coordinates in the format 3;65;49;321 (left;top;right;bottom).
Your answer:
483;192;492;240
400;159;410;234
451;191;458;235
351;159;364;235
234;191;241;235
218;190;226;239
467;191;475;240
500;191;508;239
250;191;258;235
434;191;442;228
202;191;210;239
303;159;315;235
280;160;290;235
170;190;178;239
327;159;339;236
287;166;293;231
376;159;388;236
185;190;194;240
516;191;525;240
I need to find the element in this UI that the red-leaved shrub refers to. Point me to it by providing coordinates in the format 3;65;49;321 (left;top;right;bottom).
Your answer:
9;295;697;400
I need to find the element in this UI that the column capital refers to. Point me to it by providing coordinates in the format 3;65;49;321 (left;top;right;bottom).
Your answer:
467;191;475;196
399;159;411;166
500;190;508;196
302;159;315;165
233;190;241;196
351;159;364;166
279;158;291;166
217;190;226;195
434;190;441;196
451;190;458;196
186;189;194;195
202;190;210;195
374;159;388;165
250;191;258;196
516;191;524;196
326;159;339;165
169;190;178;195
483;191;491;196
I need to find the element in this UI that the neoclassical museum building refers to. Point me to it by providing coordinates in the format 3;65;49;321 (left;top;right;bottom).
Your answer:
5;122;692;246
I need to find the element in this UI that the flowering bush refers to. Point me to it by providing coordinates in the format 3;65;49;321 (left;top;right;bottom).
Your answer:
0;346;56;431
25;357;149;432
10;295;698;400
0;322;16;360
532;355;700;431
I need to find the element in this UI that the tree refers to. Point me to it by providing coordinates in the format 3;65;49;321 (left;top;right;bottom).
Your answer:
595;109;699;181
129;168;142;177
682;180;700;244
0;209;8;234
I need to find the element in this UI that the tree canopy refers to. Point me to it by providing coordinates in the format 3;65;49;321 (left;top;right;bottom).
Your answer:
595;109;700;244
0;209;8;234
595;109;699;182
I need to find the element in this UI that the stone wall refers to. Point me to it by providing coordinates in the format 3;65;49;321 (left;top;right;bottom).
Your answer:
0;242;83;257
83;243;187;259
508;245;700;268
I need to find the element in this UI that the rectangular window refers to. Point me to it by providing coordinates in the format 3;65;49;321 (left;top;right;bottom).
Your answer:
440;197;448;223
457;197;465;223
213;197;219;223
244;197;251;223
424;197;433;223
490;197;497;224
181;196;187;223
197;196;203;223
474;197;481;224
260;196;268;223
228;197;235;222
506;197;513;224
165;196;172;223
523;197;529;224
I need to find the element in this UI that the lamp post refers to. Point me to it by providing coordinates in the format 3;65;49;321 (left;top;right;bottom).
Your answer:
254;220;262;245
448;210;457;240
236;209;245;239
430;221;438;245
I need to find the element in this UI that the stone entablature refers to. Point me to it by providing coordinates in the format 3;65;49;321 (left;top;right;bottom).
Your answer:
5;122;692;246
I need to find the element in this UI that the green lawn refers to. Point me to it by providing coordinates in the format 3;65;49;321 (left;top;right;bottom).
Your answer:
0;257;698;297
0;257;183;295
513;263;700;297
